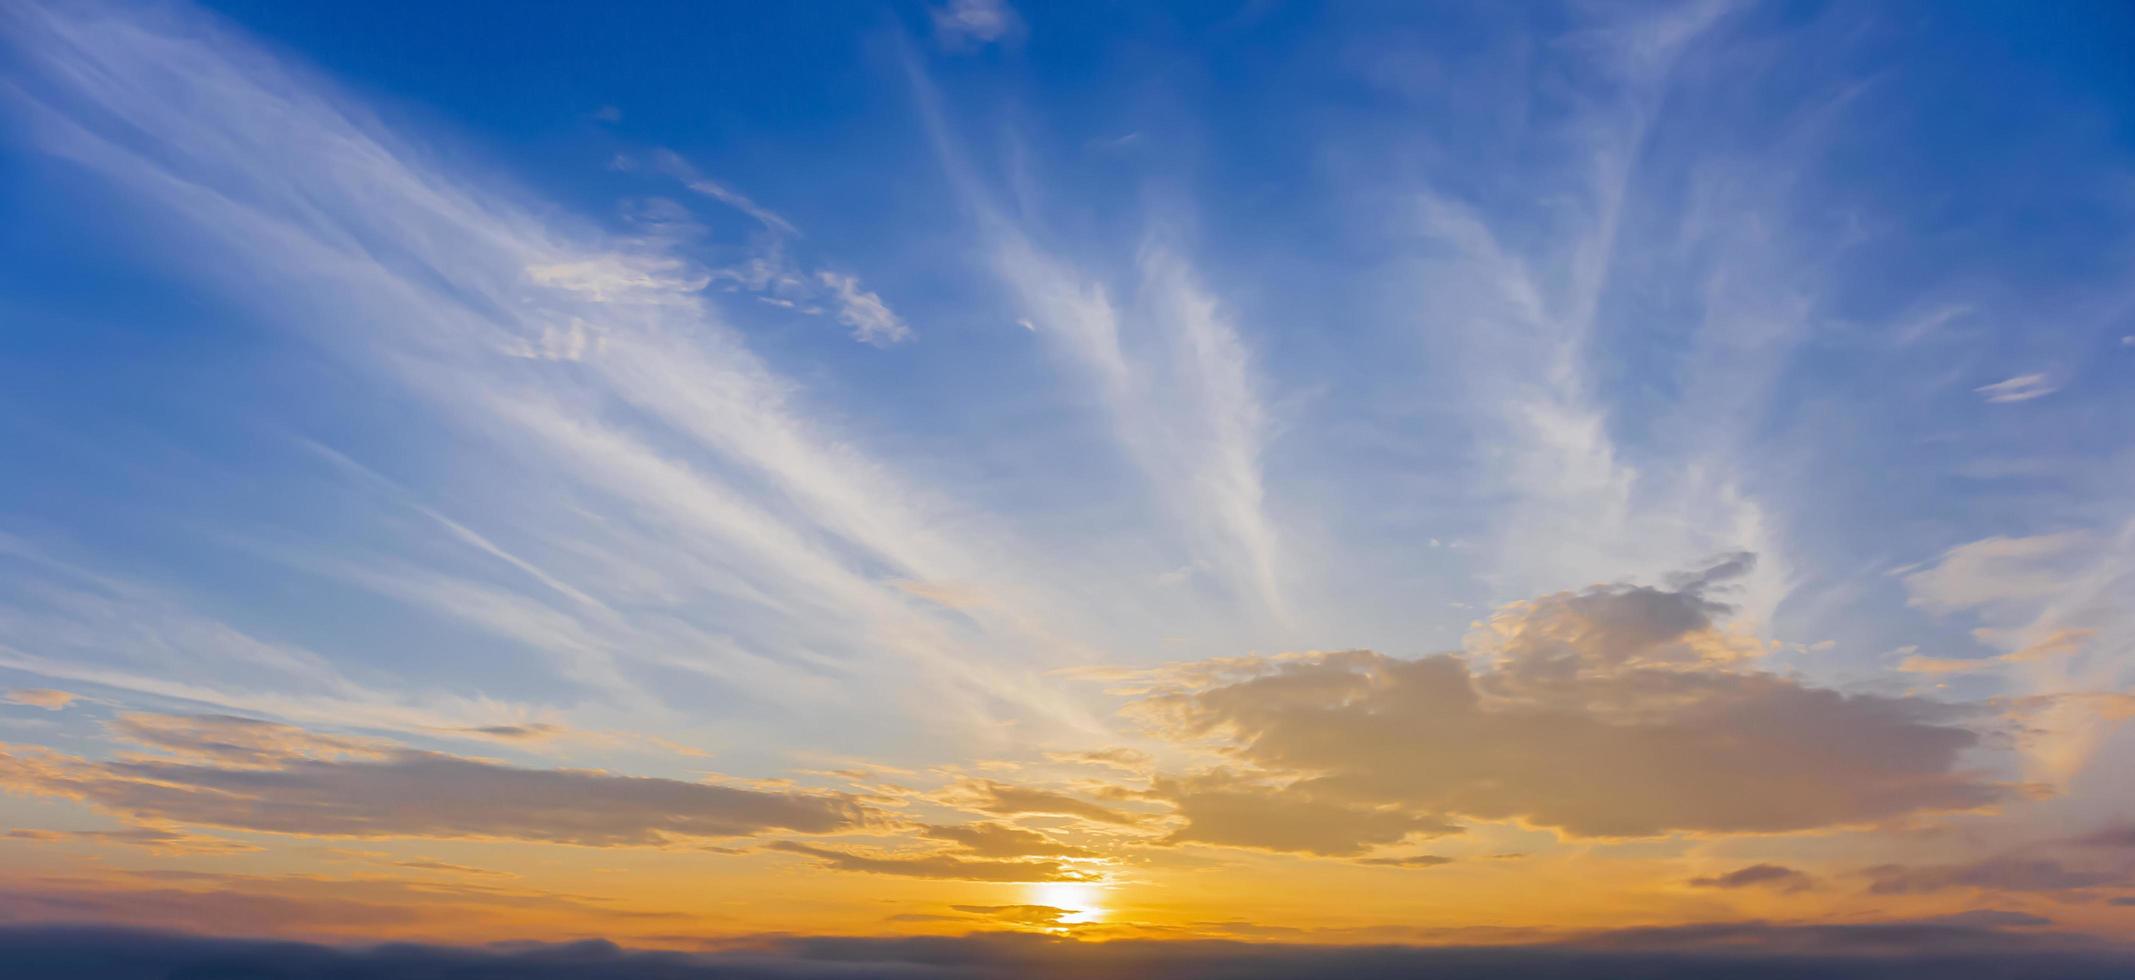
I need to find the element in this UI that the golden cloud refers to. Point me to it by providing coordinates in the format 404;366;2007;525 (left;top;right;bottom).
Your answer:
1127;561;2007;846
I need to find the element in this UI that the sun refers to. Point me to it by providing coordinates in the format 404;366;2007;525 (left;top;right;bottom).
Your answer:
1026;881;1108;925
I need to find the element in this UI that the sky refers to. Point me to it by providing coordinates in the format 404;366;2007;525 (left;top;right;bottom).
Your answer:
1;0;2134;971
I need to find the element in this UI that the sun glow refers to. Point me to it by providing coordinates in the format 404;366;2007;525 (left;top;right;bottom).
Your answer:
1027;882;1108;925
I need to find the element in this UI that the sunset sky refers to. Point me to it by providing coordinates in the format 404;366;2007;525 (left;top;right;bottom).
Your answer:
3;1;2134;975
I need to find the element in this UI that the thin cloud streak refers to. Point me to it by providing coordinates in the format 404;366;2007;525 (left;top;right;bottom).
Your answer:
1;0;1104;740
904;53;1296;626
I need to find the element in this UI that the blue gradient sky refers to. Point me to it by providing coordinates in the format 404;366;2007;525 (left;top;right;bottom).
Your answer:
1;0;2133;948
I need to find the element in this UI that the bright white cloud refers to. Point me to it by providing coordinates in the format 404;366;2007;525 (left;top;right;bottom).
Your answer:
817;270;913;346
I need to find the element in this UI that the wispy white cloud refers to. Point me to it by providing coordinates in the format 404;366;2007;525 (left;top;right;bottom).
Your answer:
1974;372;2059;404
1903;524;2135;784
641;149;914;345
0;1;1105;745
1386;4;1790;626
931;0;1022;51
905;60;1294;625
817;269;913;346
651;148;801;238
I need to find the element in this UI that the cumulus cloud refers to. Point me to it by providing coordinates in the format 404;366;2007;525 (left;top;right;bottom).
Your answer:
1689;864;1814;892
1153;770;1459;856
1127;560;2005;846
0;714;864;846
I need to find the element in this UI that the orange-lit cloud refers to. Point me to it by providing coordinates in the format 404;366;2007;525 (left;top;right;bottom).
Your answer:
2;689;78;711
919;821;1094;858
763;840;1095;882
5;825;259;855
0;714;865;846
1151;769;1459;855
1125;560;2006;845
955;779;1141;825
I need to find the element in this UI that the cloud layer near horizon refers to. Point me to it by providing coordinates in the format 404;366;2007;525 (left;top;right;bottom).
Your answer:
2;924;2131;980
0;714;865;846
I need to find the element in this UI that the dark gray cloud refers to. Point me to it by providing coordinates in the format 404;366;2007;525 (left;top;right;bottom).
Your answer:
1355;854;1455;868
453;723;567;741
1864;857;2126;895
0;870;667;937
2075;825;2135;848
2;923;2131;980
1919;910;2054;929
1690;864;1814;892
764;841;1094;882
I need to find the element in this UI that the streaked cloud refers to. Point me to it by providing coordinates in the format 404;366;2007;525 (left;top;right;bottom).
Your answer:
764;840;1093;882
0;714;865;846
816;270;914;346
1689;864;1814;892
954;779;1141;826
2;689;77;711
5;825;259;855
1864;857;2124;895
1973;373;2060;404
918;821;1094;858
1354;854;1455;869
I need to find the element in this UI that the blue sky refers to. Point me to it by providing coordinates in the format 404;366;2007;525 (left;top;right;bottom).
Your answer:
2;0;2130;760
2;0;2135;949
